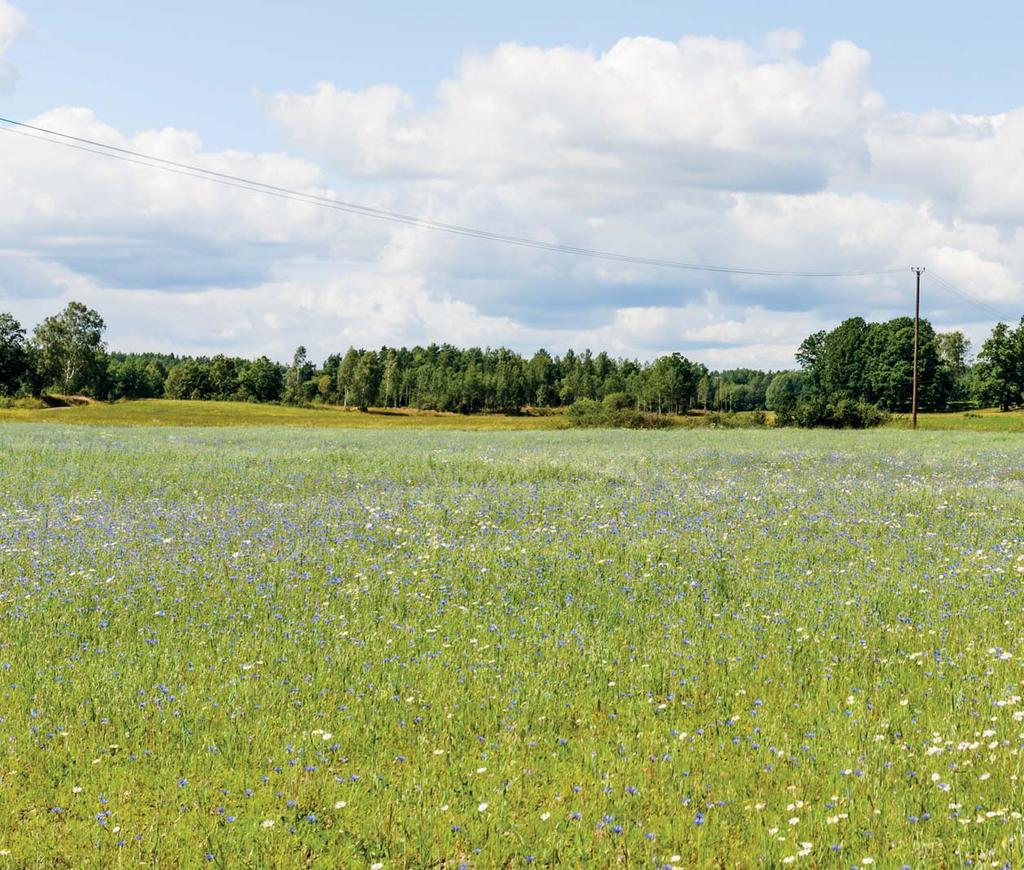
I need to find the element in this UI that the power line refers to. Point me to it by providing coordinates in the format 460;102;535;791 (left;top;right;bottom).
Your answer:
928;270;1020;324
0;116;904;280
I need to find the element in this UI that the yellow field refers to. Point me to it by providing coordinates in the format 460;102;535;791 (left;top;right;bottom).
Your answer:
0;398;569;429
891;407;1024;432
1;397;1023;431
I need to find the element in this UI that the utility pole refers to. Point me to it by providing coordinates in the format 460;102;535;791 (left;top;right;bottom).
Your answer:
911;267;925;430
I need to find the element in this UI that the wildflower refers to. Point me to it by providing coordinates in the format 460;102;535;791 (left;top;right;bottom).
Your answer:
478;802;488;812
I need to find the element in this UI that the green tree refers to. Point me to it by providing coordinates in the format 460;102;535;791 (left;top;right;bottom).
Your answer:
973;320;1023;411
696;375;710;411
380;348;400;408
795;330;826;397
284;346;312;404
163;360;212;400
350;351;381;411
108;356;162;400
527;349;557;406
821;317;869;400
208;355;241;400
765;371;806;424
646;353;701;415
32;301;107;395
0;312;30;396
238;356;285;403
336;348;361;408
936;330;972;402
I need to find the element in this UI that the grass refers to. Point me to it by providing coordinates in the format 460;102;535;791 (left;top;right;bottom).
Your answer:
6;397;1024;432
0;398;568;430
1;424;1024;867
893;407;1024;432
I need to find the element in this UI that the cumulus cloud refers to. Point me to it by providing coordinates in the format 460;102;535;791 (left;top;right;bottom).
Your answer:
0;26;1022;368
265;36;883;192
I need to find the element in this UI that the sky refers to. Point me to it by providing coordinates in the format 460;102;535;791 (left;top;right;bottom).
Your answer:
1;0;1023;367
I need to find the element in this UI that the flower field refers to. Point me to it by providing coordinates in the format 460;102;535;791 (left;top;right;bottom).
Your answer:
1;425;1024;867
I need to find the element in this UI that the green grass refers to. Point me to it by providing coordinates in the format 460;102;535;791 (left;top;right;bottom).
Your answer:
893;407;1024;432
5;397;1024;433
2;425;1024;867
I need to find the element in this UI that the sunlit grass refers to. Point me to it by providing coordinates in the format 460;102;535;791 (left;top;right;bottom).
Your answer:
893;408;1024;432
0;398;568;429
3;397;1023;432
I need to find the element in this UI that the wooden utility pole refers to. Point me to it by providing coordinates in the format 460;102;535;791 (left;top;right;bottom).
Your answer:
911;267;925;429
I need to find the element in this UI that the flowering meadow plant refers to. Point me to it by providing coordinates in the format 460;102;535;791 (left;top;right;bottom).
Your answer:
0;425;1022;866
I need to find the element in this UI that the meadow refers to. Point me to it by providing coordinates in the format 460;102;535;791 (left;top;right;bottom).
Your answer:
3;397;1024;433
0;399;567;430
1;423;1024;868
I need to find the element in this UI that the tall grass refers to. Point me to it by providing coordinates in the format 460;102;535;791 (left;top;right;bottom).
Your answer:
0;425;1023;866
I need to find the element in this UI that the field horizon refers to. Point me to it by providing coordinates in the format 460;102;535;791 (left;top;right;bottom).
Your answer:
2;397;1024;432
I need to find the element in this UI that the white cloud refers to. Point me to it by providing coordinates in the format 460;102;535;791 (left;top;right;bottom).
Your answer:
265;36;882;191
869;109;1024;228
0;28;1022;368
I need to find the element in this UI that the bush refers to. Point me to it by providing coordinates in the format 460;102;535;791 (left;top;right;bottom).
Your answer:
602;392;633;412
567;398;609;427
611;408;672;429
794;398;889;429
568;399;672;429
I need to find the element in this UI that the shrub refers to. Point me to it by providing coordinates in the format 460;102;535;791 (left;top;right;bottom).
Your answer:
612;409;672;429
602;392;633;412
568;399;672;429
567;398;609;427
794;398;889;429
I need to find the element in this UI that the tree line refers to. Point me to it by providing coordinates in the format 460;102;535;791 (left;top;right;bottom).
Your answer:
2;302;1023;423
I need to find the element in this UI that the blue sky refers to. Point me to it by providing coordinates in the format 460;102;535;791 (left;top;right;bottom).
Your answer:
1;1;1023;365
8;0;1023;152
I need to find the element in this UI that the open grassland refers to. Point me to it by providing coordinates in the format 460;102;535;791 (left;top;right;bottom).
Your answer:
3;397;1024;432
894;408;1024;432
0;399;567;430
2;426;1024;867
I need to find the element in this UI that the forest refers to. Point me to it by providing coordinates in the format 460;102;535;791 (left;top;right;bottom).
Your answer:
1;302;1022;426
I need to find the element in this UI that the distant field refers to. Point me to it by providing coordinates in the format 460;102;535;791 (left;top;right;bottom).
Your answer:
892;408;1024;432
2;424;1024;866
2;397;1023;431
0;398;568;429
